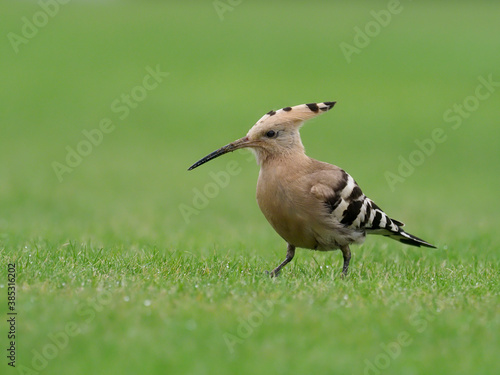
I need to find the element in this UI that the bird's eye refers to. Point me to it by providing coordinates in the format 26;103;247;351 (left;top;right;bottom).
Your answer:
266;130;276;138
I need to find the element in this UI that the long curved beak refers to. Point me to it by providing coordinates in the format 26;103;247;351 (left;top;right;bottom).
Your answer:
188;136;251;171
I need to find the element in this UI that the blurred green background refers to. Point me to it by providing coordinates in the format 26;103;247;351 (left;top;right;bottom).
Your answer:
1;1;499;374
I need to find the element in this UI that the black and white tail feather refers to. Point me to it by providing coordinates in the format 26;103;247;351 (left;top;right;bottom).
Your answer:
330;169;436;249
364;199;435;248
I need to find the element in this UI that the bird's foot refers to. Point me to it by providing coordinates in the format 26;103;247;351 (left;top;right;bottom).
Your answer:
265;269;280;278
340;265;349;279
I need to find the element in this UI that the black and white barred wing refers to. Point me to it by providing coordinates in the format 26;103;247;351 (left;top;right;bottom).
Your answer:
313;168;436;248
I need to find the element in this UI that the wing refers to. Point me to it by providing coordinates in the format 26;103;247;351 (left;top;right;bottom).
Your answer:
310;168;386;230
310;166;435;248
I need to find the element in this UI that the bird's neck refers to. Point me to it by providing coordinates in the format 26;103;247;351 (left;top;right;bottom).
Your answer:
256;147;310;171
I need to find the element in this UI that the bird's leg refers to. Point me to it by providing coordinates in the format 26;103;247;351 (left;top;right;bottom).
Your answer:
268;244;296;277
340;245;351;277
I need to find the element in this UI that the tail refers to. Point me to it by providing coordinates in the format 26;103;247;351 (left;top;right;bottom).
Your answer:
364;199;436;248
386;228;436;248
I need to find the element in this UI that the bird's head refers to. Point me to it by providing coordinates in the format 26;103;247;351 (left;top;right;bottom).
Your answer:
188;102;336;170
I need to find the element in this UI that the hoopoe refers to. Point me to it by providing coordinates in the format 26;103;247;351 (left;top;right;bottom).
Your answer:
188;102;435;276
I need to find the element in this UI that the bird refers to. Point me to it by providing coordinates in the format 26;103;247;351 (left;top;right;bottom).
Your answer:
188;102;436;277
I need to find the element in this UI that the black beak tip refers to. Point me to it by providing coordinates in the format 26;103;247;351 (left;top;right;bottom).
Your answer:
187;162;199;171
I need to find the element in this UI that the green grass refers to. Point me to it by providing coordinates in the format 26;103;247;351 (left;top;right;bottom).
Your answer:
1;1;499;374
